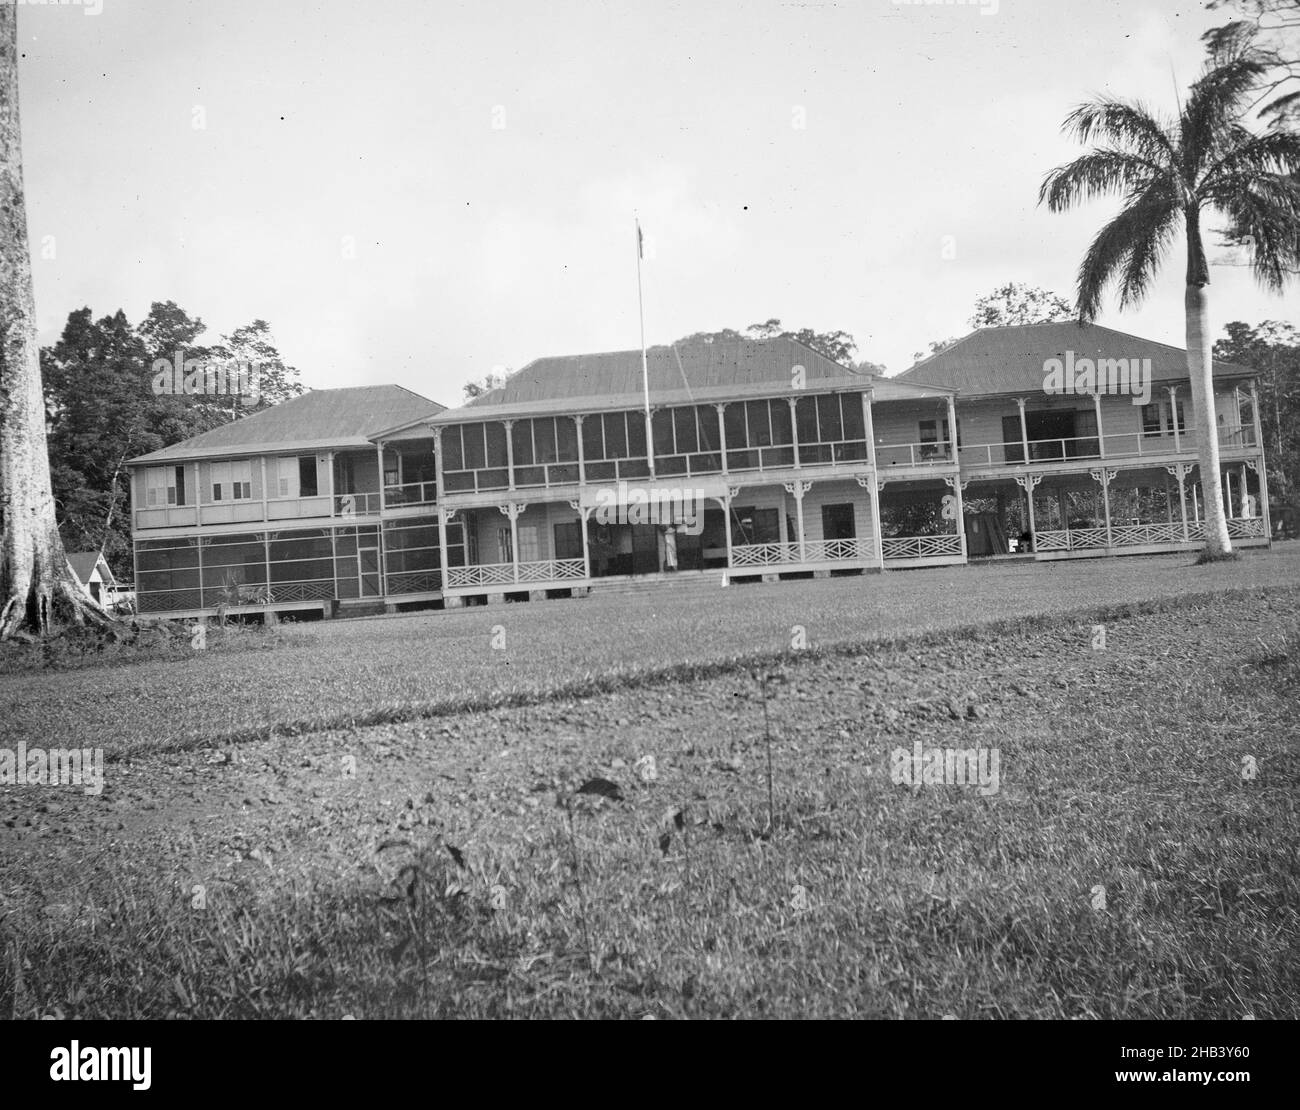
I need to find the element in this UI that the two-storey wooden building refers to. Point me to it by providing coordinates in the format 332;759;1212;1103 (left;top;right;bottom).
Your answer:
126;323;1271;618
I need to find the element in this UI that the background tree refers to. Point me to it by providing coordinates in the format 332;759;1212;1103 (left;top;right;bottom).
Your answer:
209;318;303;413
42;309;151;576
0;9;102;637
1204;0;1300;132
1039;42;1300;558
671;319;863;367
969;282;1075;328
911;336;962;363
1214;319;1300;505
462;369;509;400
137;300;223;441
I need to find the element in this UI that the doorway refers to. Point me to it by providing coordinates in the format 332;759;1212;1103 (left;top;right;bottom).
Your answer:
821;503;856;541
359;546;381;597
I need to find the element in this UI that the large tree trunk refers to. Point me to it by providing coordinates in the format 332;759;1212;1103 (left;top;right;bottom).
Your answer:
0;8;102;638
1185;282;1233;557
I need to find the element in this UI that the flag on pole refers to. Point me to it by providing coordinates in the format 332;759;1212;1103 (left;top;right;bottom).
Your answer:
637;221;644;260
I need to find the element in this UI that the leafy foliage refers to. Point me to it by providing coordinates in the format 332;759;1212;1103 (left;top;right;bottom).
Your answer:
969;283;1075;329
671;319;864;368
1214;319;1300;506
40;302;305;580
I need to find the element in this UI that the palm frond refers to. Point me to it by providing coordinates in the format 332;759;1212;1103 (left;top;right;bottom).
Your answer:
1200;130;1300;193
1182;52;1273;174
1215;175;1300;291
1062;100;1176;165
1074;184;1181;320
1039;150;1166;212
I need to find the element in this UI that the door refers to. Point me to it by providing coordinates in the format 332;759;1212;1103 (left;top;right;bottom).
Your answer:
1026;410;1076;460
358;546;381;597
631;525;659;575
821;503;856;541
554;521;583;561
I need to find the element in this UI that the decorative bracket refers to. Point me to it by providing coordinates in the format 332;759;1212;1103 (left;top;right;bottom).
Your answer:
1164;463;1191;486
1089;468;1118;488
727;486;741;501
1244;459;1259;474
440;507;459;524
498;503;525;521
1013;474;1043;492
943;475;969;493
782;480;813;499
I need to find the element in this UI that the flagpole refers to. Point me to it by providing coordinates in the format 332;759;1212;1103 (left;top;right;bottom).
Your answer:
636;216;655;478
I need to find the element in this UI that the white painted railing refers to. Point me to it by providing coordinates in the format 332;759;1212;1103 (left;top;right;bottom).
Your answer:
385;570;442;595
1034;517;1265;551
517;558;587;583
445;562;515;588
268;579;335;602
804;538;872;562
730;539;872;567
1227;517;1267;538
881;533;963;559
445;558;586;588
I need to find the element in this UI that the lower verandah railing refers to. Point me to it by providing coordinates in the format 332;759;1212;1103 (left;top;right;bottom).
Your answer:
880;534;964;560
443;559;587;589
729;538;874;567
1034;517;1266;551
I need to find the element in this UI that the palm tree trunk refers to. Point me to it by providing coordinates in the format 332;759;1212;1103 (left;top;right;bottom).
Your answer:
1184;282;1233;556
0;8;104;637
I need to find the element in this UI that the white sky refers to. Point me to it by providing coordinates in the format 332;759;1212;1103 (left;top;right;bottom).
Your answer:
17;0;1300;405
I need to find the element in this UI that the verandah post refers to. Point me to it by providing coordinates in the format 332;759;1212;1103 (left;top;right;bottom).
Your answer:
431;428;450;592
862;390;882;567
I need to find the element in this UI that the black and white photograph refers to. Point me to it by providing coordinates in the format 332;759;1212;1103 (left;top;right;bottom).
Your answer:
0;0;1297;1089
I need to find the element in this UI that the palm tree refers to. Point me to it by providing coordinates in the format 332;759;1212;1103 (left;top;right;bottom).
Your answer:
1040;43;1300;557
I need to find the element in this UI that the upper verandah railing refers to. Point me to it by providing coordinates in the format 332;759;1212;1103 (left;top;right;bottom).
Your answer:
439;438;873;495
876;425;1259;470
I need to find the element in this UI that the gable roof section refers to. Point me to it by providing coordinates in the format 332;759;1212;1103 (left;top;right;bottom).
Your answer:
128;385;446;465
897;322;1254;396
66;552;114;587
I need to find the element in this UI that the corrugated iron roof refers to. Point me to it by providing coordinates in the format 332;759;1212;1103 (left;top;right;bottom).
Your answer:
411;338;950;427
469;338;854;406
897;322;1254;395
128;385;446;465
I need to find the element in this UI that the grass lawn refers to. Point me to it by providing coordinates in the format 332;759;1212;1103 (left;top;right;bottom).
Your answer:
2;543;1299;757
0;548;1297;1018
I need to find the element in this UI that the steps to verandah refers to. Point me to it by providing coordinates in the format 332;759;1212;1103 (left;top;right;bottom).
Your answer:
583;568;730;598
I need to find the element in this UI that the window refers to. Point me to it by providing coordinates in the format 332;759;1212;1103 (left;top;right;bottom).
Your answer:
579;411;648;461
1141;402;1164;437
918;419;956;459
211;460;252;501
919;419;940;457
144;466;187;507
791;393;868;463
275;456;297;498
299;455;319;497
